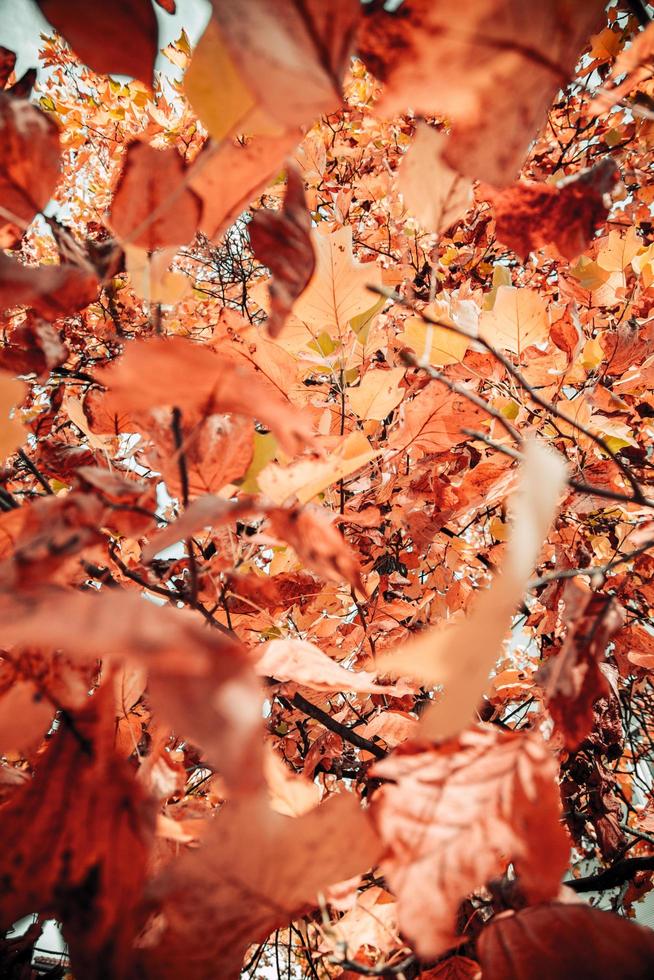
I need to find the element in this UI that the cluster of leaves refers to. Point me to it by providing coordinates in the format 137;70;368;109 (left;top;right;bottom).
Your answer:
1;0;654;977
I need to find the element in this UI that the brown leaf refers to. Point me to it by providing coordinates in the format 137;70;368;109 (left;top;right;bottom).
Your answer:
0;46;16;89
536;585;624;749
371;725;569;959
38;0;158;86
0;92;61;247
477;903;654;980
142;494;261;563
268;505;364;591
96;337;314;457
140;791;381;979
388;384;486;461
482;160;619;261
1;588;263;791
421;958;481;980
0;681;156;978
357;0;605;185
109;142;202;250
0;250;99;319
249;164;315;337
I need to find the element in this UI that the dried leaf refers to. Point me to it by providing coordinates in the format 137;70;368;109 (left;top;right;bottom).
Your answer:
0;92;61;247
477;903;654;979
398;123;473;235
536;586;624;749
110;142;202;250
38;0;158;86
371;725;569;958
249;164;315;337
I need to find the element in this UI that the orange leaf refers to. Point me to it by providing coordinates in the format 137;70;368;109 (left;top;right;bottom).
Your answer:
371;725;570;958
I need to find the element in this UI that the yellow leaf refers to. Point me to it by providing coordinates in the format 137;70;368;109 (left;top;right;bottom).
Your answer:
348;367;405;421
400;297;476;366
581;337;604;372
289;226;383;344
483;263;512;311
597;225;642;272
184;18;282;142
237;432;277;493
570;256;610;291
258;431;380;504
479;285;549;356
397;122;473;235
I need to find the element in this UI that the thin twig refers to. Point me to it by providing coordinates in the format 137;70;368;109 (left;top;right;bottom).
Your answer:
374;286;652;507
529;537;654;589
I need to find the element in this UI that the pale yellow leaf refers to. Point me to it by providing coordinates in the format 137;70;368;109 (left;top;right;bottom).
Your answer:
290;226;382;343
348;367;405;421
397;123;473;234
479;285;549;356
124;245;191;305
400;297;477;366
597;225;642;272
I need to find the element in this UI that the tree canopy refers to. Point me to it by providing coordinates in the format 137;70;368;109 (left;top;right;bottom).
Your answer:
1;1;654;978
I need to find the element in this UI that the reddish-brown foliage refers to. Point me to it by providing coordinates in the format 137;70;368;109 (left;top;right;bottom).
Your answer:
0;3;653;978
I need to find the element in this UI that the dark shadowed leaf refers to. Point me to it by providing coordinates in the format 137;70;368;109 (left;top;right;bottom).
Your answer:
477;903;654;980
38;0;158;86
249;164;315;337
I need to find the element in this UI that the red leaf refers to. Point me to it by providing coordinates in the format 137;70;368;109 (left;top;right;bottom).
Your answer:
0;46;16;89
109;141;202;250
0;681;156;978
0;251;99;319
38;0;158;86
481;160;619;260
249;164;315;337
536;584;624;749
477;903;654;980
0;92;61;247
